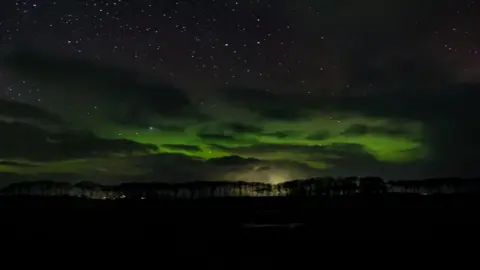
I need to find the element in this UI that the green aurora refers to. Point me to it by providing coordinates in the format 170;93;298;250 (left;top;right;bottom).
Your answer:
0;49;427;182
91;111;425;165
0;105;425;181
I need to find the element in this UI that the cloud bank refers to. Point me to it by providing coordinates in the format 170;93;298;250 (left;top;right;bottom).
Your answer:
1;48;479;185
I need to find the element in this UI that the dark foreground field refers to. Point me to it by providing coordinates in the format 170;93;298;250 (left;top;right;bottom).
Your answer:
2;194;480;259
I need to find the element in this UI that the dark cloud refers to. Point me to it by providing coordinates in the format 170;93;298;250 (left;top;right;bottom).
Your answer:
0;99;62;123
197;133;237;143
329;85;480;175
127;152;322;183
219;86;430;122
161;144;202;152
342;124;378;136
117;153;207;183
117;121;187;132
0;99;65;131
197;123;259;144
342;124;414;137
208;155;260;166
1;48;201;121
0;120;157;161
209;142;426;180
0;99;158;163
198;122;264;138
219;88;311;120
0;160;36;167
217;73;460;124
216;81;480;177
262;130;301;139
224;122;263;134
30;154;307;185
47;130;95;142
306;131;331;140
214;142;375;164
132;154;260;182
156;123;186;132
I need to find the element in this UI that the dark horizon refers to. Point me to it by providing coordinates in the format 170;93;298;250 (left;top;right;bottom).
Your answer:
3;176;480;198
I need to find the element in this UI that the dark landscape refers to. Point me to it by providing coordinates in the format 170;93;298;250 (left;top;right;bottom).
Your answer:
3;177;480;257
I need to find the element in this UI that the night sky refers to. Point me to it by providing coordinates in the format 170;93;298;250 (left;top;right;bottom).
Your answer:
1;0;480;185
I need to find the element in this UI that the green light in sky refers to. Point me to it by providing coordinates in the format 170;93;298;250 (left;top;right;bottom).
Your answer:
0;110;426;178
91;113;425;167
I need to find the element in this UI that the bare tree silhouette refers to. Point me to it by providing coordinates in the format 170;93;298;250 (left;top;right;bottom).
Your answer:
3;177;480;199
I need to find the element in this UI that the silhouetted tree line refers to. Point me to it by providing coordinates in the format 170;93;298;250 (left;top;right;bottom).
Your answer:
1;177;479;199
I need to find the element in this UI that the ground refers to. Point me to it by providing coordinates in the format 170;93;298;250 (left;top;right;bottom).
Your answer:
1;195;479;259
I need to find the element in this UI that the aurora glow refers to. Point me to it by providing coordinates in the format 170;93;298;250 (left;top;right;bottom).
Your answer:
1;0;480;184
0;89;426;182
